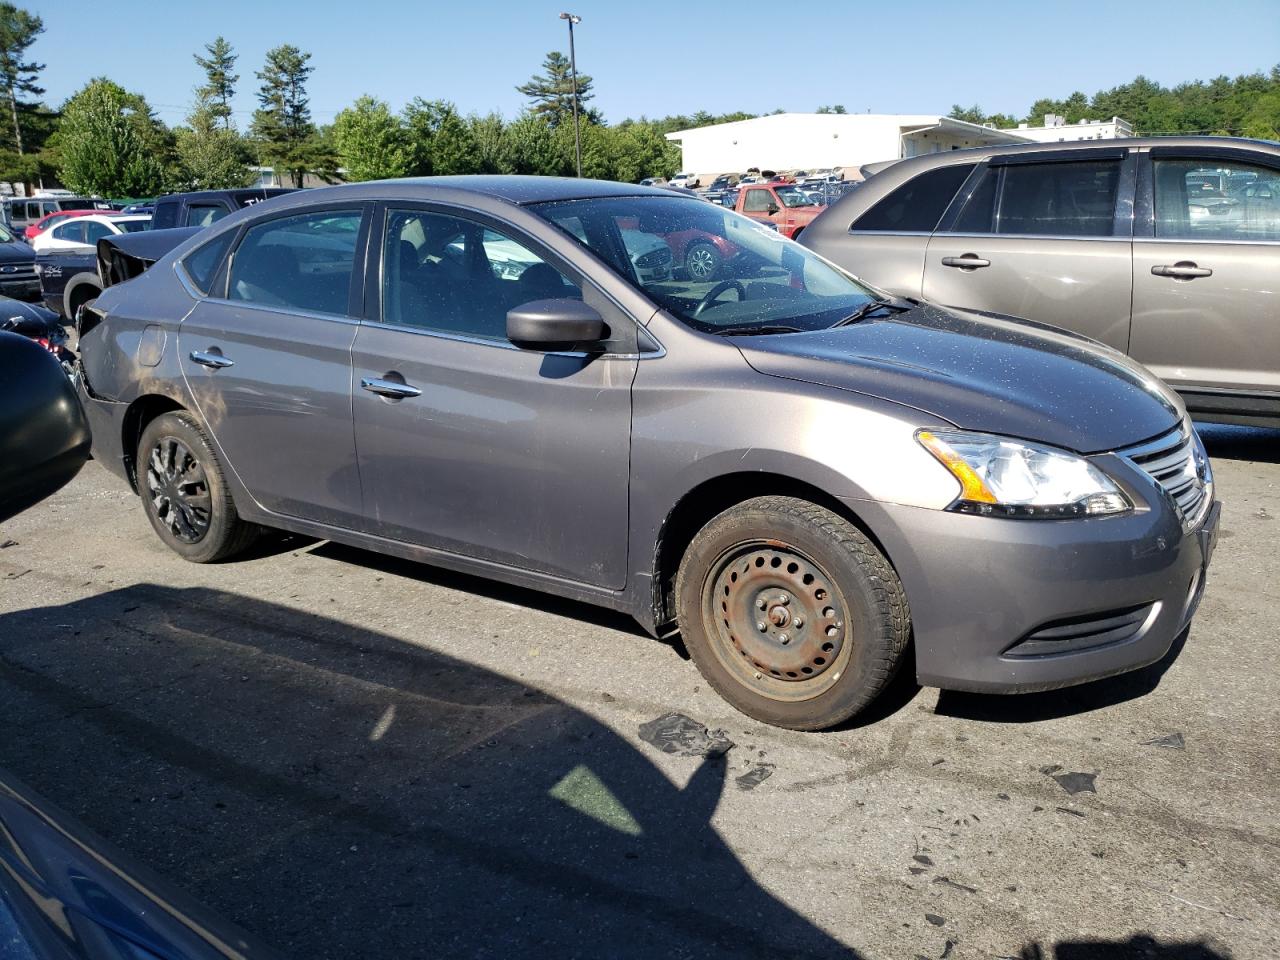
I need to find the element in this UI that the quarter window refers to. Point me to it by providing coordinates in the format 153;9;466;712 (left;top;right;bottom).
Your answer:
227;209;363;315
1153;158;1280;242
182;231;236;295
382;209;580;339
851;164;975;232
953;160;1120;237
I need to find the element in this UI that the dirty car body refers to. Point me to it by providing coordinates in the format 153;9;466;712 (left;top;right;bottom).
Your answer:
74;177;1218;727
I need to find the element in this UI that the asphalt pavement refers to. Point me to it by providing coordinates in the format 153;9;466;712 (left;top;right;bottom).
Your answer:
0;423;1276;959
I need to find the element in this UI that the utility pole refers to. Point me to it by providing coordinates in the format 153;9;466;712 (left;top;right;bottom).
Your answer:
560;12;582;177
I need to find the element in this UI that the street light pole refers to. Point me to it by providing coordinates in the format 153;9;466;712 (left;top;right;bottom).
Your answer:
560;12;582;177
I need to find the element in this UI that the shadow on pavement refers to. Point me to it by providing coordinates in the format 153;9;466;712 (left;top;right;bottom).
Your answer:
0;585;859;960
1196;422;1280;464
932;627;1190;724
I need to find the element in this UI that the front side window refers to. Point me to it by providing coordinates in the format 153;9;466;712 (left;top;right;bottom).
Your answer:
534;195;879;335
83;221;113;244
852;164;975;232
954;160;1120;237
1154;158;1280;242
742;189;775;213
382;209;580;339
228;209;362;315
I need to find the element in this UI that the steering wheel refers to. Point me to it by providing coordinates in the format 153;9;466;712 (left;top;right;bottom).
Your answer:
692;279;747;318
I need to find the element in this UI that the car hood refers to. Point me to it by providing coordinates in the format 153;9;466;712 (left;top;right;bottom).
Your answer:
0;241;34;264
734;302;1183;454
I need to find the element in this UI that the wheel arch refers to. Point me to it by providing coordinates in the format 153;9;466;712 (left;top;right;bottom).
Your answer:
62;273;102;319
648;471;896;634
121;394;188;492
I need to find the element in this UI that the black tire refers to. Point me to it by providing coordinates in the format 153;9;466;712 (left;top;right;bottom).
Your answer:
137;411;258;563
685;241;721;282
675;496;909;730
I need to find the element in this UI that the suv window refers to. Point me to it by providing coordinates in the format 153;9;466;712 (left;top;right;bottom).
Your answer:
228;209;363;315
953;160;1120;237
187;203;229;227
1154;158;1280;242
182;231;236;295
382;209;580;339
852;164;975;232
151;199;181;231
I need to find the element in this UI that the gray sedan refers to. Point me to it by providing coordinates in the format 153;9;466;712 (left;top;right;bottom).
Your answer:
76;178;1217;730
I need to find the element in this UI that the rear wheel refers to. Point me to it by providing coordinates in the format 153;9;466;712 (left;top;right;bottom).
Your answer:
676;496;909;730
137;411;258;563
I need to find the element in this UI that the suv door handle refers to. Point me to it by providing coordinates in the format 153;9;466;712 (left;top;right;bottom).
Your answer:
361;377;421;400
940;255;991;269
189;350;234;369
1151;262;1212;279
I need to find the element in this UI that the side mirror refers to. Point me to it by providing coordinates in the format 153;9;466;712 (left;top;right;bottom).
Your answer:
767;203;780;215
507;298;606;350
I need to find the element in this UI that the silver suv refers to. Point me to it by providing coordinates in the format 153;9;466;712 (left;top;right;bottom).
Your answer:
802;137;1280;427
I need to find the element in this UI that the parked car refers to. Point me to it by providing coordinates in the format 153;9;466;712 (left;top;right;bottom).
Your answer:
76;177;1217;731
31;214;150;254
0;219;39;300
2;195;106;236
639;177;667;187
802;136;1280;427
0;296;75;373
733;182;823;238
668;172;698;189
150;187;297;230
23;207;116;242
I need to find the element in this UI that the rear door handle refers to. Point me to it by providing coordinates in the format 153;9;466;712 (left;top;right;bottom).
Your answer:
1151;262;1212;279
361;377;421;400
189;350;234;369
940;255;991;269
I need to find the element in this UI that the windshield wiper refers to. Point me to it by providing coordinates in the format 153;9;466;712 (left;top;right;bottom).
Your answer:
712;324;804;337
830;299;910;328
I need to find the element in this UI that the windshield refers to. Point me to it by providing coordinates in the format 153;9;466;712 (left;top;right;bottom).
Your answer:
532;195;877;334
775;186;818;208
0;222;14;243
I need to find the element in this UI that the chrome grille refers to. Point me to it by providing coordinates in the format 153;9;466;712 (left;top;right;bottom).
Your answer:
1123;422;1210;525
634;248;672;269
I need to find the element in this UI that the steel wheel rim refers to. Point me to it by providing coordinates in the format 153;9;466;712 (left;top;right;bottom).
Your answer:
702;540;852;702
146;437;212;544
687;245;717;280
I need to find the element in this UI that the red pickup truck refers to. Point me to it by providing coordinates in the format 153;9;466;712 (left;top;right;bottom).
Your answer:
733;184;822;239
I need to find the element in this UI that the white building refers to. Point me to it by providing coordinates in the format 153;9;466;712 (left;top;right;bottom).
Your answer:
1011;115;1135;143
665;113;1032;179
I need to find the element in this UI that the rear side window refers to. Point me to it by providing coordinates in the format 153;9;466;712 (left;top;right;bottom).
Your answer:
151;200;180;231
182;231;236;295
851;164;975;233
952;160;1120;237
186;203;229;227
53;221;86;243
228;209;363;316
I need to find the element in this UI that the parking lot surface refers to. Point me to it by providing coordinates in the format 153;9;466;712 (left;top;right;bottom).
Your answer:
0;424;1276;959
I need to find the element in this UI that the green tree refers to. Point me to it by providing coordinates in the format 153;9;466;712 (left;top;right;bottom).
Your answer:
402;98;478;176
175;91;251;190
332;95;408;181
467;111;507;174
250;44;329;187
815;104;847;114
194;36;237;129
56;78;166;196
0;2;43;184
516;51;596;128
499;112;568;176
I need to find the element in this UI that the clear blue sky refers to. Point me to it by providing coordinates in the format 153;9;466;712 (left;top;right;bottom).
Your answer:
27;0;1280;127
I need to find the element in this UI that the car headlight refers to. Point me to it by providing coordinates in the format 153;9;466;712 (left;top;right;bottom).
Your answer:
917;430;1131;518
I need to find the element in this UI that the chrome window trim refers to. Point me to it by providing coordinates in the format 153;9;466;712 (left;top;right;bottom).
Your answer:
843;230;934;237
197;294;363;327
931;232;1133;243
1136;235;1280;247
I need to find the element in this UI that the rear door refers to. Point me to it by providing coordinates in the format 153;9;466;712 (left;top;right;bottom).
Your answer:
923;150;1136;349
178;205;369;527
1130;148;1280;411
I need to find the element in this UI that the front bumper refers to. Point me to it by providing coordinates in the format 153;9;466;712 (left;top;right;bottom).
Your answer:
850;489;1219;694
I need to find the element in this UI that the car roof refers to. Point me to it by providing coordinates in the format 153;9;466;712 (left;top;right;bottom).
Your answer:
154;187;296;203
255;176;675;209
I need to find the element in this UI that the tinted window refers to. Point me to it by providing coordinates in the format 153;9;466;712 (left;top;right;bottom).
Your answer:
83;221;112;244
852;164;975;232
182;231;236;295
955;160;1121;237
53;221;85;242
151;200;180;230
1154;158;1280;242
187;204;229;227
117;219;150;233
228;209;362;315
382;209;580;339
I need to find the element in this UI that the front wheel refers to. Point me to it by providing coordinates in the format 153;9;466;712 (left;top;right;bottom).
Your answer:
676;496;909;730
137;411;258;563
685;241;722;282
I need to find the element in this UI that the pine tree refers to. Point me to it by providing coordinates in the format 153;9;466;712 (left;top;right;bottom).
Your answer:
516;51;595;128
194;36;238;129
0;2;43;160
250;44;327;188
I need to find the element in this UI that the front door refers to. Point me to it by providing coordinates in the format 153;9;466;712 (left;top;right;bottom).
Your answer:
923;153;1135;350
350;206;635;588
178;206;368;526
1130;151;1280;408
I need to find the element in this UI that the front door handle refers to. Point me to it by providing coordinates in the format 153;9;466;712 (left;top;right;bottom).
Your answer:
361;377;421;400
940;254;991;270
1151;262;1212;280
189;350;234;369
